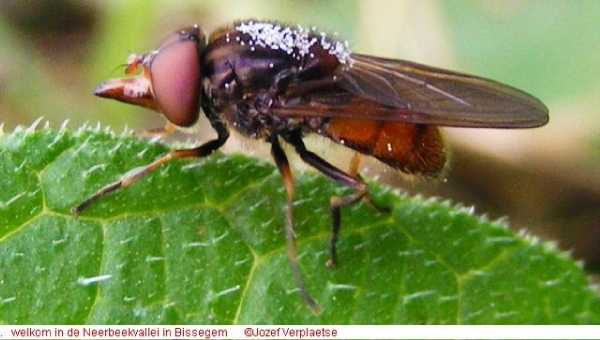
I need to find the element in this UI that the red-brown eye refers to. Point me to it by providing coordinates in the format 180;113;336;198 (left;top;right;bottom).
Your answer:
150;37;200;127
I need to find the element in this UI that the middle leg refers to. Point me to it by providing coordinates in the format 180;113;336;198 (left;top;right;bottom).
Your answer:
282;131;376;267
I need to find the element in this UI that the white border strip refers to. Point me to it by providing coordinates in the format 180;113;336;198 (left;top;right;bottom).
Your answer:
1;325;599;339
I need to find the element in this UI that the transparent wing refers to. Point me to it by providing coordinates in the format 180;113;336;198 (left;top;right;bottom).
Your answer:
272;54;548;128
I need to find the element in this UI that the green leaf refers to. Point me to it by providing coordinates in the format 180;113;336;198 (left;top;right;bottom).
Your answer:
1;126;599;324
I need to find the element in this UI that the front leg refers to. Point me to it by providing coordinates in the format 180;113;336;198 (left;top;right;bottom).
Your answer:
72;126;229;215
137;121;176;138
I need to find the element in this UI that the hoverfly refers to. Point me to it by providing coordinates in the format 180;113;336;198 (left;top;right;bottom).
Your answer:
72;20;549;312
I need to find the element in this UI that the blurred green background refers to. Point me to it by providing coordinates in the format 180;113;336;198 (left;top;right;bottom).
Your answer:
1;0;599;274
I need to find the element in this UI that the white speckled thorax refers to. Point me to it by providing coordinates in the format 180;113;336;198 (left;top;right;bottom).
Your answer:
235;21;353;65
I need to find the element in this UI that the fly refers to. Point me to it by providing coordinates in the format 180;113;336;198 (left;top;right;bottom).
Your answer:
72;20;549;312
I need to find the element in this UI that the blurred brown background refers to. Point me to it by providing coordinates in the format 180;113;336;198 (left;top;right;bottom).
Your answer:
1;1;599;272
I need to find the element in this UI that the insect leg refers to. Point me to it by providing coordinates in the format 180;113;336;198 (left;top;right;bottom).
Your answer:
348;152;362;177
71;135;228;215
348;152;391;214
270;136;321;313
138;121;176;137
282;132;370;267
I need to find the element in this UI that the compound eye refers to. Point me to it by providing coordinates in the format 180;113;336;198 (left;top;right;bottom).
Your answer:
150;38;200;127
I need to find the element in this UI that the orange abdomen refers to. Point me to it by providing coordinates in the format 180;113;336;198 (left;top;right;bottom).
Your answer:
321;118;446;177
